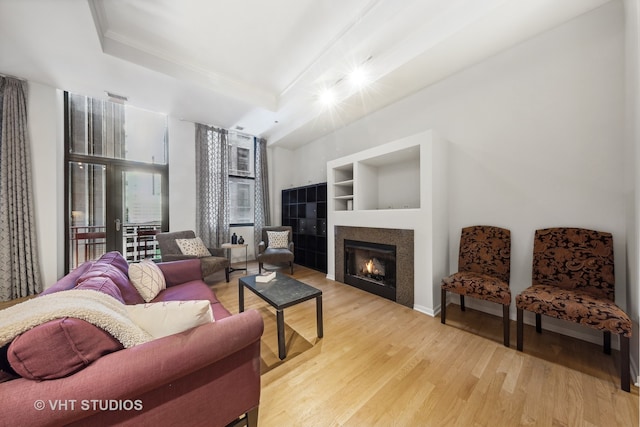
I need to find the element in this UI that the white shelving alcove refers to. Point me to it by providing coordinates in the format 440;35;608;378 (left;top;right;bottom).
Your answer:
327;130;449;316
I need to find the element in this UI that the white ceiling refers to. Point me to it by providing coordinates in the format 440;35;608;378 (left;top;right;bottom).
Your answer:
0;0;611;149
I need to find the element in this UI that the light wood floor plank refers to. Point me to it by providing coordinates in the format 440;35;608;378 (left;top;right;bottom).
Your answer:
213;263;638;426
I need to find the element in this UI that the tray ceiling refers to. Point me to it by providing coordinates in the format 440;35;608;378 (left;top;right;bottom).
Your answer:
0;0;612;148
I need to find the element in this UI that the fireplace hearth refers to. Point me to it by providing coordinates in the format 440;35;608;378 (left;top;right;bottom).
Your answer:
335;226;414;308
344;240;396;301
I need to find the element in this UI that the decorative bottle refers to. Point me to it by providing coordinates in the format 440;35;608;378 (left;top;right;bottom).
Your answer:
231;233;237;244
238;236;244;244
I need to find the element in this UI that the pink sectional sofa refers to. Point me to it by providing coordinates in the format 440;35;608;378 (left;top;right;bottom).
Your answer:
0;252;263;427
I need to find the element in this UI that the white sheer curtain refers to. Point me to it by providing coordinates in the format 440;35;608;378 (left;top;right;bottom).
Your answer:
254;137;270;251
0;77;42;301
195;123;229;248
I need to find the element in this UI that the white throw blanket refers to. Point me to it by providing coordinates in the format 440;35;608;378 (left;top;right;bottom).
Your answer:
0;290;152;348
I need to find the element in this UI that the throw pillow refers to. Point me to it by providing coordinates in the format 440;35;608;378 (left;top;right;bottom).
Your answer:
8;318;123;380
128;260;166;302
125;300;214;339
267;230;289;249
176;237;211;257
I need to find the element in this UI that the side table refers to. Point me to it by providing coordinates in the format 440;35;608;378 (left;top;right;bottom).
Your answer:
221;243;248;274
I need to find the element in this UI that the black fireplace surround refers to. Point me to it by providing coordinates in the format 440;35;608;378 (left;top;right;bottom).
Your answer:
335;226;414;308
344;240;397;301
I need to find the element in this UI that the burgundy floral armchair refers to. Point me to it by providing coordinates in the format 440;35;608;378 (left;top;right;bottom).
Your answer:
516;227;632;392
441;225;511;347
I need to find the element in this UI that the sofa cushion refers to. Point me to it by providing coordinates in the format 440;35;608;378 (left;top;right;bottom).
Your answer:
7;317;123;380
128;260;166;302
77;251;144;304
74;276;125;304
154;280;232;320
125;300;214;339
176;237;211;257
40;260;95;296
267;230;289;249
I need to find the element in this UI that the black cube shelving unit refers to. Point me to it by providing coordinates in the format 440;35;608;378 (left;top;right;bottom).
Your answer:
282;182;327;273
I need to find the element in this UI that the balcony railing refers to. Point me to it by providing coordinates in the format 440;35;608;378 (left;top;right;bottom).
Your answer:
70;223;162;270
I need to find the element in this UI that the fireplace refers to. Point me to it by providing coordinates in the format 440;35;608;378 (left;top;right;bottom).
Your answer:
344;240;397;301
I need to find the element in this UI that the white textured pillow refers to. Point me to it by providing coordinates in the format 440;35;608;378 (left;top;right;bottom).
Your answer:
267;231;289;249
128;259;166;302
176;237;211;257
125;300;214;339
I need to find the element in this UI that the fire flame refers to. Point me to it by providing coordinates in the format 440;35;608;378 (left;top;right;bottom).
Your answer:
365;259;374;274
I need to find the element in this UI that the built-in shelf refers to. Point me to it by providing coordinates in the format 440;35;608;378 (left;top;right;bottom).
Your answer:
328;141;421;211
332;164;354;210
326;130;449;316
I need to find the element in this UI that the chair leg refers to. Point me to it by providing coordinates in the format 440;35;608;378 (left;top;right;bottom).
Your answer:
621;335;630;392
517;308;524;351
535;313;542;333
290;261;293;275
225;267;230;283
441;288;447;324
503;304;510;347
460;295;465;311
603;331;611;355
259;263;263;274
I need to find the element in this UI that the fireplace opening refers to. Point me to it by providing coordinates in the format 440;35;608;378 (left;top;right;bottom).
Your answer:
344;239;396;302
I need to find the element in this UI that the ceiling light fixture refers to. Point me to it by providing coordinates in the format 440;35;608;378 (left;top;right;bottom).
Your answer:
319;88;336;106
349;66;368;88
318;55;374;107
105;91;128;104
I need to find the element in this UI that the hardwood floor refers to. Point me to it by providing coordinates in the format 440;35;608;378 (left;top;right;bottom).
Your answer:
215;262;638;427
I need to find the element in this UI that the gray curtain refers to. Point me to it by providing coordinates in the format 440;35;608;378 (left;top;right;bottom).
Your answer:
195;123;229;248
0;77;42;301
254;137;270;251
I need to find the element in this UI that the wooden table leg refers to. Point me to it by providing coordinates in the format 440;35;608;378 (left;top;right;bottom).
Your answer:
316;295;323;338
277;309;286;360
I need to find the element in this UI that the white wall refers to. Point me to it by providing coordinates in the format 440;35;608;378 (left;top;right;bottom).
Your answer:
624;0;640;384
277;2;630;347
167;117;196;232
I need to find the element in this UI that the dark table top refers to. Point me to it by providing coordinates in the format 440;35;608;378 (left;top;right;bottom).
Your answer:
239;273;322;310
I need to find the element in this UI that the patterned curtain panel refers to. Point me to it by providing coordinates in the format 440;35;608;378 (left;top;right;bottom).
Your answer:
0;77;42;301
195;123;229;248
254;137;270;252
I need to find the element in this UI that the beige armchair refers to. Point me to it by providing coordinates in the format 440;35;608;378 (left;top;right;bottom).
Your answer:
156;230;230;283
257;226;294;274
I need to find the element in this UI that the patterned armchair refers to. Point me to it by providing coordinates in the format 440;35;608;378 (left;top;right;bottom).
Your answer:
156;230;230;283
516;228;631;392
257;226;294;274
441;225;512;347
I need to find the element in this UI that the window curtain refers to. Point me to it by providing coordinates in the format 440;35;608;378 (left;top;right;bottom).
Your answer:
195;123;229;248
254;137;270;251
0;77;42;301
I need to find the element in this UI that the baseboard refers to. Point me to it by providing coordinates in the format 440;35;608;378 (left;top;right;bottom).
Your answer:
325;273;335;281
414;304;437;317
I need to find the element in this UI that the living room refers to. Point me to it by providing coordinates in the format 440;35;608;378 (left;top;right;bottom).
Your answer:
1;0;639;425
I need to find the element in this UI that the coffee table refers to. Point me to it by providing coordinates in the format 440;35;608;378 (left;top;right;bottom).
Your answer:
239;273;323;360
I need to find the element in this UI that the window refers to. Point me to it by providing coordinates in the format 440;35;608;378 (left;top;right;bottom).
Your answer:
228;132;255;225
65;92;169;271
229;177;255;224
229;132;254;177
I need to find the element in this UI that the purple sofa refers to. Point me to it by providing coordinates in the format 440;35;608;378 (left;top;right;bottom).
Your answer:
0;252;263;426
